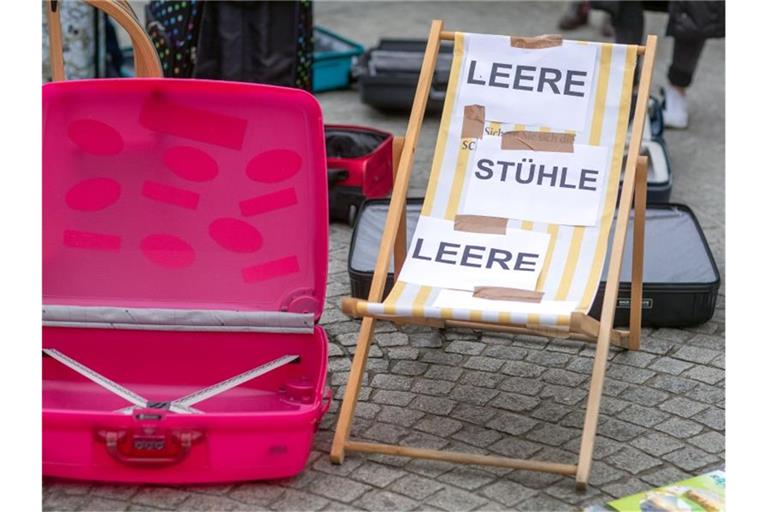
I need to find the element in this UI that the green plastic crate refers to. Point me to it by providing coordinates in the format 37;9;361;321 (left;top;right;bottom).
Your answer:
313;27;364;92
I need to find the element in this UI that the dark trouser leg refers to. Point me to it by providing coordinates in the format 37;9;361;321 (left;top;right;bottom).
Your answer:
667;38;706;88
611;1;645;45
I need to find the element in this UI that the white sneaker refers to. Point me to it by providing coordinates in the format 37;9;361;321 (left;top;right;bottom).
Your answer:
662;86;689;129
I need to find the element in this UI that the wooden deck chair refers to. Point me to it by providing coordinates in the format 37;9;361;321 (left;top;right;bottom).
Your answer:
331;20;657;487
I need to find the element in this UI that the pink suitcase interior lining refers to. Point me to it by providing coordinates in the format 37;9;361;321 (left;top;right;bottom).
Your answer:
43;79;328;324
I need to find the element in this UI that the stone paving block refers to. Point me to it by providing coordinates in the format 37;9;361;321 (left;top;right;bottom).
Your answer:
451;424;503;448
424;365;464;382
621;385;670;406
515;493;571;511
482;345;528;360
603;478;653;499
388;347;420;360
487;411;539;436
424;485;489;511
43;492;91;511
312;454;365;477
377;332;409;347
499;376;545;396
391;360;429;376
335;332;360;347
228;484;287;506
411;395;458;415
414;416;464;437
445;340;486;355
565;356;595;374
463;356;505;372
530;401;572;423
489;391;540;412
307;473;372;503
451;384;498;406
604;446;663;474
601;377;631;397
404;459;457;479
652;328;694;344
412;378;455;396
450;402;498;426
349;344;384;358
620;404;670;427
460;371;505;389
328;343;344;357
682;366;724;385
606;363;656;384
546;339;582;354
377;405;425;427
598;417;647;442
648;357;694;375
582;460;630;487
480;480;538;507
561;435;624;460
600;396;632;415
349;462;408;488
688;430;725;454
371;374;414;391
91;485;140;501
507;469;564;490
402;431;453;451
639;466;694;488
511;334;550;348
389;475;445;501
328;357;352;372
525;423;580;447
353;490;418;511
82;497;131;511
500;360;546;378
662;446;722;472
487;436;542;460
420;351;464;366
655;417;704;439
650;374;698;394
540;384;587;406
406;328;444;348
692;407;725;430
437;467;497;491
363;423;410;444
710;354;725;369
131;488;189;509
629;432;686;457
371;389;416;407
686;333;725;350
270;489;329;511
179;494;257;511
611;351;657;368
526;350;572;367
541;367;589;387
659;396;709;418
671;345;720;364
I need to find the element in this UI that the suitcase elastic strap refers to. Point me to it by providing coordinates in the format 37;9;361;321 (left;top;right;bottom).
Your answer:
43;348;298;414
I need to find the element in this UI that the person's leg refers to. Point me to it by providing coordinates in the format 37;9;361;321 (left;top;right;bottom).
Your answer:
611;1;645;45
663;37;706;128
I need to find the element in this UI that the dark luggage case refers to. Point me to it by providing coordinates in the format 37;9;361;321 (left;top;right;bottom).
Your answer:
325;125;394;224
355;39;453;113
620;139;672;203
348;200;719;328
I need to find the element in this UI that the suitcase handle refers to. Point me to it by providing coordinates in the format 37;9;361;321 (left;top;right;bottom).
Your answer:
98;429;202;467
429;87;446;101
328;168;350;185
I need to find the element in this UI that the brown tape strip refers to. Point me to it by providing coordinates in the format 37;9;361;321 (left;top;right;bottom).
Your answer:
461;105;485;139
510;34;563;49
454;214;507;235
501;130;575;152
473;287;544;303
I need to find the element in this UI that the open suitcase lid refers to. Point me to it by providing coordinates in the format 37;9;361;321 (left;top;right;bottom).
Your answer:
43;79;328;330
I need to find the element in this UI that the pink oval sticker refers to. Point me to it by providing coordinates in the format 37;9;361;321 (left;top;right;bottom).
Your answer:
246;149;302;183
140;234;196;268
209;218;263;253
163;146;219;182
65;178;121;211
67;119;124;156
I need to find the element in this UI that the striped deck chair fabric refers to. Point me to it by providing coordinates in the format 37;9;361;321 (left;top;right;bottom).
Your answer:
361;32;638;328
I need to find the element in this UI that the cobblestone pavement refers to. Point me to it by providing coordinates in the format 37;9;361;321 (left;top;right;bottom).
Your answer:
43;2;724;511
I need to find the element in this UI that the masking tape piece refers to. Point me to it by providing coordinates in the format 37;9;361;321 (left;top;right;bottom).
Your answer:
473;287;545;303
509;34;563;49
454;214;508;235
501;130;575;152
461;104;486;139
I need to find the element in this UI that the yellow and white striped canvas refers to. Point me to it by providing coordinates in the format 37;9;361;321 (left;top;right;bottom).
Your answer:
363;32;638;327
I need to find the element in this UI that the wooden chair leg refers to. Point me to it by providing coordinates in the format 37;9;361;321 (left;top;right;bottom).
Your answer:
629;155;648;351
392;136;407;279
330;316;377;464
45;0;66;81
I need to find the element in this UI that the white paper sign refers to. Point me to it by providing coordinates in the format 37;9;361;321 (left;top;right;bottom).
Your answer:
461;139;610;226
459;34;598;132
397;216;550;292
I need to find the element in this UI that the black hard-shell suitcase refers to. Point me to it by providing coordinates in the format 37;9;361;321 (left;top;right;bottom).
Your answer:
348;200;719;327
355;39;453;113
620;139;672;203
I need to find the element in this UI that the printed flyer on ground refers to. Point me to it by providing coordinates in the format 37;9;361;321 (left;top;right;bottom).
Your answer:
583;470;725;512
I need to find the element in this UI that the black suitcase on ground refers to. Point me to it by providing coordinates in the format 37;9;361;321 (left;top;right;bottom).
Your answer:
348;199;719;327
355;39;453;113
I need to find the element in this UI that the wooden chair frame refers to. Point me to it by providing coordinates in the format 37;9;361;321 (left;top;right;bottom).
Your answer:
330;20;656;487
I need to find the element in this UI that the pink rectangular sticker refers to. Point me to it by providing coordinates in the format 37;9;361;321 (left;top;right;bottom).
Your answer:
63;230;121;251
139;96;247;150
242;256;300;283
142;181;200;210
240;188;299;216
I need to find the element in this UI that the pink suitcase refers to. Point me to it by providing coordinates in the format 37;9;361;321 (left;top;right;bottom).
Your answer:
42;78;330;483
